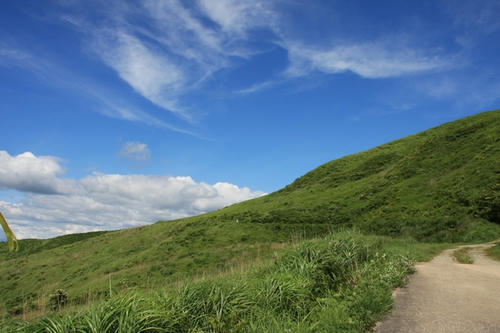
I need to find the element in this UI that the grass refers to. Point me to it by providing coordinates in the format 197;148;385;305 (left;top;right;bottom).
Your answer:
0;109;499;320
452;247;475;264
1;231;436;332
485;243;500;261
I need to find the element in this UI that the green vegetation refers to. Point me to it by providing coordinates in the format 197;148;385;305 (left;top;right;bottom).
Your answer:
224;110;500;242
452;247;475;264
485;243;500;261
1;232;428;332
49;290;69;312
0;110;499;325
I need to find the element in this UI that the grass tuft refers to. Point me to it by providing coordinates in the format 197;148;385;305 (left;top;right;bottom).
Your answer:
485;243;500;261
452;247;475;264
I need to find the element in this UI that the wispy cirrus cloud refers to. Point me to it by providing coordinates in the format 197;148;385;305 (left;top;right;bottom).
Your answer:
69;0;453;102
237;80;281;95
61;0;271;116
198;0;275;35
195;1;454;90
91;30;189;119
59;1;230;122
0;42;199;136
9;0;464;123
284;39;450;79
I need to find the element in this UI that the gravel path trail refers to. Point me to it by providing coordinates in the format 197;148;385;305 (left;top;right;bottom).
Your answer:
375;240;500;333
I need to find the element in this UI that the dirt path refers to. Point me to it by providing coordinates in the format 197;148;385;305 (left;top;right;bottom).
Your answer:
375;240;500;333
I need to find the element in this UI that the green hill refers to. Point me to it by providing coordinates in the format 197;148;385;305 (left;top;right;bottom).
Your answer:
1;109;499;317
221;109;500;241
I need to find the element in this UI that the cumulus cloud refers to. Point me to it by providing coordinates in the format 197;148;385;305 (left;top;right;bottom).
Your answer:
0;151;265;239
119;141;151;162
0;151;66;194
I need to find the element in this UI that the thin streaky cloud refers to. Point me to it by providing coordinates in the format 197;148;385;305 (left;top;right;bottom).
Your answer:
237;80;281;95
56;0;456;102
198;0;275;35
59;0;279;111
143;0;223;54
284;40;451;79
90;30;190;120
0;44;201;137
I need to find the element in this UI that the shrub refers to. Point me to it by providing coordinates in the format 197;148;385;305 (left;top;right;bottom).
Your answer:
49;289;68;311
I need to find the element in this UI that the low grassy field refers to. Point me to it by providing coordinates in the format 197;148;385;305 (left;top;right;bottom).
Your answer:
0;232;453;332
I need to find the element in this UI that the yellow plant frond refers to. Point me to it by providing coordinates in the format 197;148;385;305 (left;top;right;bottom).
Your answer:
0;212;18;252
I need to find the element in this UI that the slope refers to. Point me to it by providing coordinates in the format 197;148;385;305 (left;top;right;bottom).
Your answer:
1;109;499;316
220;109;500;241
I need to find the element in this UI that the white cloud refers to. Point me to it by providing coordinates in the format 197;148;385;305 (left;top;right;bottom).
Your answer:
0;151;65;194
9;0;459;120
143;0;223;55
197;1;452;91
237;80;279;95
53;0;455;110
68;0;233;120
119;142;151;162
0;151;265;239
198;0;273;34
285;40;449;79
60;0;278;118
1;41;200;136
92;31;188;118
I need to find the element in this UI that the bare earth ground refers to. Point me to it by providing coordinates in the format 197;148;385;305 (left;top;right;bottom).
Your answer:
375;240;500;333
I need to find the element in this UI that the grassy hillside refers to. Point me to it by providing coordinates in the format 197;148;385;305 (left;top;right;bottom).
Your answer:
1;109;499;317
221;109;500;241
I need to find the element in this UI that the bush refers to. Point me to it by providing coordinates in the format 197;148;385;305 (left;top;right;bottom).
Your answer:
49;289;68;311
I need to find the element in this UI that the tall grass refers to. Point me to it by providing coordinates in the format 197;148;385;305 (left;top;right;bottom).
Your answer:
452;247;474;264
1;232;415;332
486;243;500;261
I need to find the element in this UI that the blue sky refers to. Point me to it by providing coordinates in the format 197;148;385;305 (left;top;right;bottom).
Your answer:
1;0;500;239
